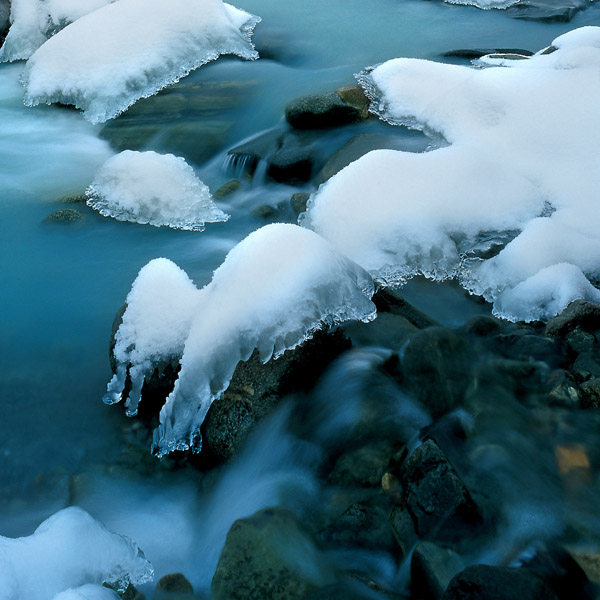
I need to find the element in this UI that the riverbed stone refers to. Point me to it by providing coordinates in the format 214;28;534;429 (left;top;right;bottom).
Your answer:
44;208;85;224
579;378;600;409
212;179;241;200
285;91;366;130
565;328;597;355
572;352;600;382
390;505;418;558
155;573;194;597
212;507;332;600
546;300;600;337
443;565;558;600
290;192;310;216
411;541;464;600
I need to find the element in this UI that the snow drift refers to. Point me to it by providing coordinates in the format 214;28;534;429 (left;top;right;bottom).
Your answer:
21;0;260;122
303;26;600;322
86;150;229;230
105;224;376;456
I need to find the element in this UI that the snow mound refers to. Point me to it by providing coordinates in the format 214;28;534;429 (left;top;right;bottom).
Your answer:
107;224;376;456
53;585;121;600
0;0;116;63
303;26;600;322
86;151;229;230
21;0;260;123
0;507;153;600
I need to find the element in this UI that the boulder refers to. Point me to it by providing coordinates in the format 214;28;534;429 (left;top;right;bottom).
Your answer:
444;565;558;600
545;300;600;337
411;541;464;600
211;507;333;600
505;0;593;22
579;378;600;409
155;573;193;597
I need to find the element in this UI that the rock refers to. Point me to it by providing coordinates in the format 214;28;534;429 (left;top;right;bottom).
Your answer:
327;439;395;488
400;440;479;541
543;369;579;408
505;0;593;22
402;328;473;417
546;300;600;337
442;48;533;60
565;328;597;355
572;352;600;382
156;573;194;596
104;582;145;600
59;194;87;204
213;179;241;200
502;334;562;367
554;444;590;477
411;541;464;600
335;85;370;118
314;133;400;184
285;91;367;130
389;505;418;558
319;499;397;553
211;507;333;600
372;288;438;330
44;208;85;224
461;315;505;338
444;564;558;600
202;329;351;462
290;192;310;216
579;378;600;409
567;547;600;586
381;472;400;493
251;204;279;220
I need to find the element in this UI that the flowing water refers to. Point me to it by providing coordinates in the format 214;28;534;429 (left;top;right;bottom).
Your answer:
1;0;600;596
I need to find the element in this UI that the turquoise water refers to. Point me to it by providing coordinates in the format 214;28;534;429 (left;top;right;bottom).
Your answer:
1;0;599;595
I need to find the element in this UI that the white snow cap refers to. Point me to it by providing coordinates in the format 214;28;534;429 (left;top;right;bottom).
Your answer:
0;0;117;62
86;150;229;230
53;585;121;600
441;0;520;9
0;507;153;600
303;26;600;322
106;224;376;456
21;0;260;122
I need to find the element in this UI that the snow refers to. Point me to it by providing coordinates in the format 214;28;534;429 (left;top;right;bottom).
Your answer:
0;0;116;62
0;507;153;600
303;26;600;322
86;151;229;230
107;224;377;456
53;585;121;600
21;0;260;123
442;0;520;9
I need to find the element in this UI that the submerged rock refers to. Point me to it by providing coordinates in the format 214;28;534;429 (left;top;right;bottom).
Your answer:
290;192;310;216
212;507;333;600
505;0;594;22
212;179;242;200
411;541;464;600
44;208;85;224
155;573;193;597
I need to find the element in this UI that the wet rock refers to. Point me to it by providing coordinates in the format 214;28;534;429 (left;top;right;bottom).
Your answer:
502;334;562;367
156;573;194;596
104;582;145;600
572;352;600;382
319;499;397;553
285;90;367;130
314;133;399;184
389;505;418;558
461;315;505;338
213;179;241;200
543;369;579;408
251;204;279;220
565;328;597;355
212;507;332;600
381;472;401;494
442;48;533;60
505;0;593;22
343;312;417;351
327;439;396;488
59;194;87;204
402;328;473;417
306;580;400;600
400;440;479;542
202;329;351;462
546;300;600;337
411;541;464;600
290;192;310;216
579;378;600;409
444;564;558;600
567;547;600;586
44;208;85;224
372;288;438;330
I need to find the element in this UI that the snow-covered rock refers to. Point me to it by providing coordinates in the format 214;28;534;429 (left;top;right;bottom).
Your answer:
21;0;260;123
105;224;376;456
0;507;153;600
303;26;600;322
85;150;229;230
0;0;116;62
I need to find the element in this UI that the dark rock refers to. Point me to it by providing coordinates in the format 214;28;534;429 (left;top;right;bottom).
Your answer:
579;378;600;409
290;192;310;216
543;369;579;408
285;91;366;130
402;328;473;417
202;329;351;462
565;329;597;355
503;334;562;367
156;573;194;596
389;505;418;558
251;204;279;219
314;133;399;184
461;315;505;338
572;352;600;382
44;208;85;224
327;439;396;488
213;179;241;200
59;194;87;204
319;499;397;553
372;288;438;330
546;300;600;337
211;507;332;600
411;541;464;600
400;440;479;541
104;582;145;600
343;312;417;351
444;564;558;600
306;580;400;600
505;0;593;22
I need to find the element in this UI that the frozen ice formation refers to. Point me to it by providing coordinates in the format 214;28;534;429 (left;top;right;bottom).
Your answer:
0;0;116;62
0;507;153;600
21;0;260;123
85;150;229;230
303;26;600;322
441;0;520;9
105;224;376;456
